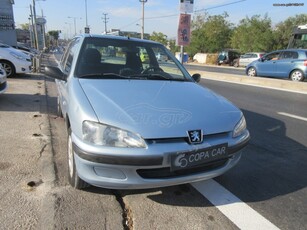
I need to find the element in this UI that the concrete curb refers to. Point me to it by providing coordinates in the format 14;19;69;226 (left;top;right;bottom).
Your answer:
188;70;307;94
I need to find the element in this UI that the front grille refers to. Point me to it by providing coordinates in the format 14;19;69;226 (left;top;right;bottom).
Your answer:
146;132;229;145
137;158;228;179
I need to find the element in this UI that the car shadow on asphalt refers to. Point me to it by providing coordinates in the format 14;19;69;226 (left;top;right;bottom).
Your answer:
0;75;56;114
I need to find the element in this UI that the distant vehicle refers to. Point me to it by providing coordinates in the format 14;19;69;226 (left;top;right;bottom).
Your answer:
287;24;307;49
246;49;307;81
233;52;265;67
155;52;168;62
44;34;250;190
216;50;240;66
0;64;7;94
0;43;32;77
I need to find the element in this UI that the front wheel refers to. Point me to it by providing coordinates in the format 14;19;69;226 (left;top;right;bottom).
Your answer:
290;70;304;82
247;67;257;77
0;60;15;78
67;128;89;189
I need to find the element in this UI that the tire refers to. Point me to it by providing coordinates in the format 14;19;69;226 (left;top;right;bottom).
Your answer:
0;60;15;78
290;70;304;82
67;128;89;189
247;67;257;77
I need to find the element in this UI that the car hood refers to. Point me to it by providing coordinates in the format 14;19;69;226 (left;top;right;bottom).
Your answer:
79;79;241;139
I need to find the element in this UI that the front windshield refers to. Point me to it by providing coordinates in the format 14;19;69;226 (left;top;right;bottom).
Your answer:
76;37;191;81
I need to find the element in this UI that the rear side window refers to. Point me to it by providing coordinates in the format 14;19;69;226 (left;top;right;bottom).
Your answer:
61;38;81;73
280;51;298;60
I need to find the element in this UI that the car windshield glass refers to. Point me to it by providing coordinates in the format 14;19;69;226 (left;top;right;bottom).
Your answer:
76;37;191;82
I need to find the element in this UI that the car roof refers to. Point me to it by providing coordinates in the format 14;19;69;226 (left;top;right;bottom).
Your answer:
75;34;162;45
270;49;307;52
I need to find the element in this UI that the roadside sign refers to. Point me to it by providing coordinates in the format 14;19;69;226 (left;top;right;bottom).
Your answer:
177;14;191;46
180;0;194;14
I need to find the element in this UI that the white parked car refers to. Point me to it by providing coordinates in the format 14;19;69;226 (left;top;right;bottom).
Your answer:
234;52;265;67
0;43;32;77
0;64;7;94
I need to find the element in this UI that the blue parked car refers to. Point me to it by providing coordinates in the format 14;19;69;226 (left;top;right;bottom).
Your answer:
246;49;307;81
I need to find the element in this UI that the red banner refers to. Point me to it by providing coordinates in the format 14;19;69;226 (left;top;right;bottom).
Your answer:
177;14;191;46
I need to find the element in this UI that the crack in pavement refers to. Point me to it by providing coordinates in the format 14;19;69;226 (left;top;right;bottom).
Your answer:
113;190;134;230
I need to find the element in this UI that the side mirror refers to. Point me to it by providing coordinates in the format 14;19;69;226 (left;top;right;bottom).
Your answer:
192;73;201;83
44;66;67;81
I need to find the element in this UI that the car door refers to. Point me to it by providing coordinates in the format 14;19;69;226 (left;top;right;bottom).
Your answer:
274;51;299;78
240;53;251;66
256;51;281;76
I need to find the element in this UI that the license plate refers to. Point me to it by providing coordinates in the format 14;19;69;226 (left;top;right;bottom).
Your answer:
170;144;228;171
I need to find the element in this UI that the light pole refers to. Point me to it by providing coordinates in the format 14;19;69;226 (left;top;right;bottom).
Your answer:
85;0;88;27
31;0;46;50
68;16;82;36
65;22;72;38
139;0;147;39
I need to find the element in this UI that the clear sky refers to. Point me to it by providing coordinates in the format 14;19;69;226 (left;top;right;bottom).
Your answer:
13;0;307;39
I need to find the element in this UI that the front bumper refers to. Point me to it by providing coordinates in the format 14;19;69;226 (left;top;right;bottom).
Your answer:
72;130;250;189
15;60;32;74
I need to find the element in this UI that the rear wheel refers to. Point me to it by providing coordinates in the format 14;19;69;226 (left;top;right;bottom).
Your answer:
67;128;89;189
0;60;15;78
247;67;257;77
290;70;304;81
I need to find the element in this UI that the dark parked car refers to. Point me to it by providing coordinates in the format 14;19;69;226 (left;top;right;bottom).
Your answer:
246;49;307;81
217;50;240;66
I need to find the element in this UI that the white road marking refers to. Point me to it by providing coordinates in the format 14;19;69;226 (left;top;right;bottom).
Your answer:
192;179;280;230
277;112;307;122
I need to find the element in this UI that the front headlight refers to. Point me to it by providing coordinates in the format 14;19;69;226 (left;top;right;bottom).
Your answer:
82;121;146;148
233;116;247;138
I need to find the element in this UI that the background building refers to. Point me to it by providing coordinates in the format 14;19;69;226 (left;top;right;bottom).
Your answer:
0;0;17;46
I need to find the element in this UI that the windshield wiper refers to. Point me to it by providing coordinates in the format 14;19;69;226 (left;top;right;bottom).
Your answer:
142;73;188;81
79;73;131;79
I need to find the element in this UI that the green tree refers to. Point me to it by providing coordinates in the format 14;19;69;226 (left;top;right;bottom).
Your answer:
186;12;233;56
19;23;30;30
272;14;307;50
231;14;274;53
150;31;168;46
168;39;180;54
48;30;60;46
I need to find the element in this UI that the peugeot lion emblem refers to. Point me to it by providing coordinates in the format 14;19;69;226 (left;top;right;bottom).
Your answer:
187;130;203;144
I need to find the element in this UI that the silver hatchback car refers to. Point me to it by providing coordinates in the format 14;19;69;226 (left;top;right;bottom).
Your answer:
45;34;250;190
